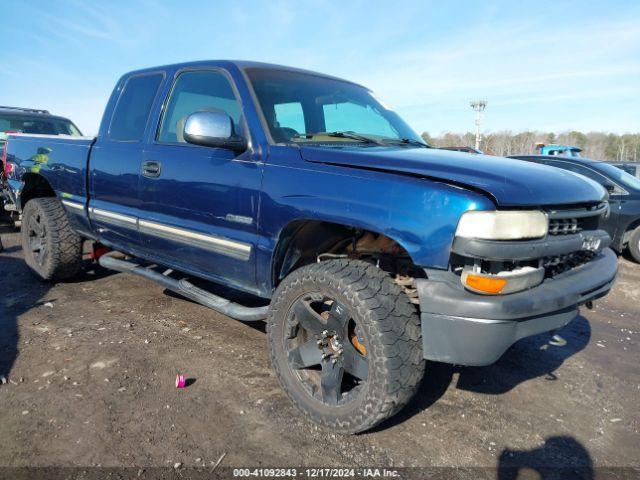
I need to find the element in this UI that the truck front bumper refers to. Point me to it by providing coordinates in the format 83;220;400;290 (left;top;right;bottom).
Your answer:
417;248;617;366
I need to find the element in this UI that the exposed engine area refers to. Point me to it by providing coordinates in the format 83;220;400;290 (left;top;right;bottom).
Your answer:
316;230;424;305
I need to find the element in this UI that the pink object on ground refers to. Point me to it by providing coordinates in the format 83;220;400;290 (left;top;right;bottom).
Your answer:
176;374;186;388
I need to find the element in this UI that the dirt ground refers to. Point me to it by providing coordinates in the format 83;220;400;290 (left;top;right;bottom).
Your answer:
1;216;639;476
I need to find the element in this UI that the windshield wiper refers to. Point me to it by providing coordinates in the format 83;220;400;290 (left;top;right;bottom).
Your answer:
293;131;385;146
382;138;430;148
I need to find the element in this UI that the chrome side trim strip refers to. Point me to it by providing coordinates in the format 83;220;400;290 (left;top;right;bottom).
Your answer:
90;207;138;230
90;208;137;224
87;206;251;261
61;200;85;211
138;219;251;261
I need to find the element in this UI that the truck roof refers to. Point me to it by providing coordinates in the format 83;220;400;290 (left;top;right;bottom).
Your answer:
122;60;363;88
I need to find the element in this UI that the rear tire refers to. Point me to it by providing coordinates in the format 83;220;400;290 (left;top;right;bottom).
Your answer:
21;197;82;281
629;226;640;264
267;259;425;434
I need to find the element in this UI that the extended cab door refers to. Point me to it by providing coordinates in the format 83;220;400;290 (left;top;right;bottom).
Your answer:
89;72;165;252
138;68;262;294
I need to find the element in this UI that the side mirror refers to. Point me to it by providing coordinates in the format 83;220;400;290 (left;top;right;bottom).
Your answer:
602;181;616;194
183;111;247;152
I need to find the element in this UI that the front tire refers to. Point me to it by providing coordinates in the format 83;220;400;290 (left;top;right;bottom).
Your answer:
629;226;640;263
21;197;82;281
267;259;425;434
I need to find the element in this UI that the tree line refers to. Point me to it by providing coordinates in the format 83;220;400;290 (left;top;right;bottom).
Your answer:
421;131;640;162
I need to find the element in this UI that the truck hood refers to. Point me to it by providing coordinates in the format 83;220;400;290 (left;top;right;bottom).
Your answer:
300;146;606;207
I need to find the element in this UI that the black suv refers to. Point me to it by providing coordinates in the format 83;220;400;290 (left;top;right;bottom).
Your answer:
0;106;81;144
510;154;640;263
1;106;82;220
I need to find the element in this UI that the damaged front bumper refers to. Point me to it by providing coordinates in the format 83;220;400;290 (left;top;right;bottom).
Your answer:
416;248;618;366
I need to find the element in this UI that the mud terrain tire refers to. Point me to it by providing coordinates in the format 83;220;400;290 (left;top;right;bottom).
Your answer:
21;197;82;281
629;226;640;263
267;259;425;434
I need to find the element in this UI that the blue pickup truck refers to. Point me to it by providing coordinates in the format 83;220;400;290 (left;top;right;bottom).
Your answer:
3;61;618;433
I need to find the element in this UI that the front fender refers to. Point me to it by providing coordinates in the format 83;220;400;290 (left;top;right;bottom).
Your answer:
256;150;494;293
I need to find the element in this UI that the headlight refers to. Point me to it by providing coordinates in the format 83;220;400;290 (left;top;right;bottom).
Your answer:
455;210;548;240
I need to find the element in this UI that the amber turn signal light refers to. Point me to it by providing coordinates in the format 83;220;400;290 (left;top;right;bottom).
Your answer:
461;266;544;295
462;273;508;295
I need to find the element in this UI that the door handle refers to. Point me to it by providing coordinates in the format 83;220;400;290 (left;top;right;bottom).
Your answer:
142;160;161;178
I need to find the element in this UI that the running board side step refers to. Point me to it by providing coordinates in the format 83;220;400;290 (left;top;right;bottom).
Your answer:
99;251;269;322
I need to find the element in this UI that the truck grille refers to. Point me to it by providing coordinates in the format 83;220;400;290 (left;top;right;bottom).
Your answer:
548;218;579;235
546;203;606;236
542;202;608;275
543;251;596;277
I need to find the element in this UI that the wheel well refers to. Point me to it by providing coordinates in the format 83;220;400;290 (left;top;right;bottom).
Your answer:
272;220;425;294
626;218;640;233
623;219;640;245
19;173;55;210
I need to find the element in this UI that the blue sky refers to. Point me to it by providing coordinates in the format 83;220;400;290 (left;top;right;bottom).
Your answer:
2;0;639;136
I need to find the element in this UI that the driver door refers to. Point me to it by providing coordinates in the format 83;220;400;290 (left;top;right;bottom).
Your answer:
138;68;261;294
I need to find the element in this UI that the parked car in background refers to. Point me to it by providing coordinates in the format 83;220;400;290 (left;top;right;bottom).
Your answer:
0;106;81;144
4;61;617;433
610;162;640;179
1;106;82;223
510;154;640;263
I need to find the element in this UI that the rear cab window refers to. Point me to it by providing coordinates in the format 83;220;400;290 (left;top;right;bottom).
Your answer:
109;73;164;142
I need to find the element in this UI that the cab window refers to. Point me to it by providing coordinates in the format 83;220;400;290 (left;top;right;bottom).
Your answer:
246;68;422;145
274;102;306;134
158;70;243;143
109;73;164;141
323;102;396;138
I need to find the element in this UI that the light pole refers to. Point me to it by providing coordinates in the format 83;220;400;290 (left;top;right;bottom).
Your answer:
470;100;487;151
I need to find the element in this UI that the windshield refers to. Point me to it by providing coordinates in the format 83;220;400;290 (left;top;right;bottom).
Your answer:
246;68;424;146
0;114;82;142
595;162;640;191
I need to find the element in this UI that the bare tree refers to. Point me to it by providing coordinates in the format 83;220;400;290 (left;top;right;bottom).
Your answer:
423;130;640;162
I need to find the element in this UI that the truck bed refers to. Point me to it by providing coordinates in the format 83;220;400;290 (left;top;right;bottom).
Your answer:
5;134;95;205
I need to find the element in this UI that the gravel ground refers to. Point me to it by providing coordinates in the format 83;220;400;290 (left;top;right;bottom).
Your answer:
0;218;639;476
